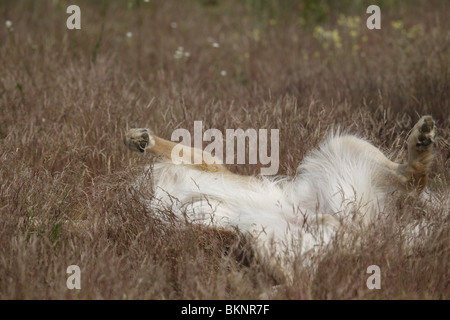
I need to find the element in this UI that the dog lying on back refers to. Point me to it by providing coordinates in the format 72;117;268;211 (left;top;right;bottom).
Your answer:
124;116;436;279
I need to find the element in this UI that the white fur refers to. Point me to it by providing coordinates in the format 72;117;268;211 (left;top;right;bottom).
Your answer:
133;133;399;268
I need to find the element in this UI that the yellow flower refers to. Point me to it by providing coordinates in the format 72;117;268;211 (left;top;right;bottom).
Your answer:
253;28;260;42
353;44;360;51
332;30;340;42
361;35;368;43
407;24;424;38
391;20;403;30
313;26;324;38
269;19;276;26
350;30;358;37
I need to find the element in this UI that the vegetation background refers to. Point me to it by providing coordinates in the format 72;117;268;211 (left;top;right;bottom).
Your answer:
0;0;448;299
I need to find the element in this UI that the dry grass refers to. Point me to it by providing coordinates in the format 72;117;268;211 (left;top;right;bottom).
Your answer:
0;0;449;299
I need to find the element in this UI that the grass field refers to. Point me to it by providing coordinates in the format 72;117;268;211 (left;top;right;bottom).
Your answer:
0;0;449;299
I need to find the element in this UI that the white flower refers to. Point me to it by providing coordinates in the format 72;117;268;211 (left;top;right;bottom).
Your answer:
220;70;227;77
212;42;219;48
170;22;178;29
126;32;133;38
174;46;184;60
5;20;12;29
174;46;190;60
144;0;150;2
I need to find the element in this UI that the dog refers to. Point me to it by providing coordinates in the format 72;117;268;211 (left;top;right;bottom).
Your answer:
124;115;436;280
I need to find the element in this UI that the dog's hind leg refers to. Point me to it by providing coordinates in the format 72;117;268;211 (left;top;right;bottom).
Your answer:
403;115;436;192
124;128;230;173
377;115;436;194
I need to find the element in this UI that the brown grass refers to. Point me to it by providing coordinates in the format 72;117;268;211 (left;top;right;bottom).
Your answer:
0;0;448;299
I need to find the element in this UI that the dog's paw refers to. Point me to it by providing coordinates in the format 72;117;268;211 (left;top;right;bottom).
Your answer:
124;128;155;153
409;115;436;150
415;116;436;148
